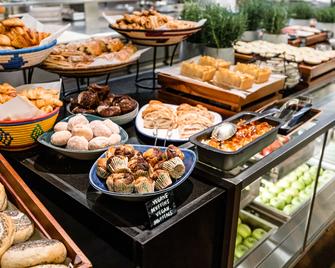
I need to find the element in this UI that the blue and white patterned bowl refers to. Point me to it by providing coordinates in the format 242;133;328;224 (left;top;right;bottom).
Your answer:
0;39;57;70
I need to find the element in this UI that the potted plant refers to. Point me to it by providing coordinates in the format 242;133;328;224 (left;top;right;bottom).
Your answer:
262;4;288;43
203;4;246;62
288;1;315;26
180;0;206;60
315;6;335;33
239;0;267;41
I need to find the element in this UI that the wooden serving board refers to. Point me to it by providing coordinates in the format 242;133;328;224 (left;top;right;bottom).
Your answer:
0;154;92;268
157;73;284;113
288;32;328;47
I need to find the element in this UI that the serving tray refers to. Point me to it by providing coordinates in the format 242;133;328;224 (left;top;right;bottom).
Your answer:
0;153;91;267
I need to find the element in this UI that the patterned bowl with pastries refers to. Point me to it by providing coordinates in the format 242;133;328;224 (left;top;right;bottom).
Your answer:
0;107;59;151
0;39;57;70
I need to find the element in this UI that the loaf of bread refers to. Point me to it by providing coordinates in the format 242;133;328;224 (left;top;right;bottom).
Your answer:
0;182;7;211
0;212;15;258
213;68;254;90
180;61;216;82
234;63;271;84
198;56;230;69
1;239;67;268
3;210;34;244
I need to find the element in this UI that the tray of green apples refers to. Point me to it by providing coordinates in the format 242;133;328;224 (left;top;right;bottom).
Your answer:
234;210;278;266
254;163;335;218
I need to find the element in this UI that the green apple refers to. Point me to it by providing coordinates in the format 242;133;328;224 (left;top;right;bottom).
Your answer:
291;196;303;207
291;181;305;191
309;166;318;180
277;179;291;189
285;188;299;198
243;237;258;249
299;191;310;201
299;164;310;173
277;191;292;204
237;224;252;239
301;173;313;186
270;197;286;210
303;186;313;196
269;185;285;196
238;217;242;225
259;191;274;204
235;244;249;258
252;228;267;240
283;204;295;215
235;234;243;246
286;173;298;184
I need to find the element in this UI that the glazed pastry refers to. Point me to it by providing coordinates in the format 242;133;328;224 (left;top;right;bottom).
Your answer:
77;91;99;108
165;144;184;160
234;63;271;84
50;131;72;147
66;136;89;150
198;56;230;69
91;123;112;138
143;147;164;166
72;125;93;141
67;114;89;131
103;119;120;134
96;158;109;179
107;156;130;173
88;136;110;150
97;105;122;117
112;96;137;114
53;122;68;132
162;157;185;179
0;182;7;211
134;177;155;193
128;157;151;177
3;210;34;244
151;169;172;190
106;173;134;193
1;239;67;268
109;134;121;145
0;212;14;258
180;61;216;82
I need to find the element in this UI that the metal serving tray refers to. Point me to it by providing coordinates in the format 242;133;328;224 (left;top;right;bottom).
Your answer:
235;210;278;267
190;112;282;171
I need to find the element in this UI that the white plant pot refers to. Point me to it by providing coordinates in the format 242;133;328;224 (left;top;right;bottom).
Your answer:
289;19;310;26
241;31;258;42
262;33;288;44
204;47;235;63
317;22;335;33
179;41;205;61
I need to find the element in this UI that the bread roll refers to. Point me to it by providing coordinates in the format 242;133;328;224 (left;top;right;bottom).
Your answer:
0;212;15;258
1;239;67;268
0;182;7;211
3;210;34;244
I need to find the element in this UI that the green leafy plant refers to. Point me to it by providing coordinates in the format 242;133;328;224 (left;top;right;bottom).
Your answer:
239;0;268;31
204;4;246;48
288;1;315;20
262;4;288;34
315;6;335;23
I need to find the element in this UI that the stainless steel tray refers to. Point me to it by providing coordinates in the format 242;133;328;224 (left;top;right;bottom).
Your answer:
235;210;278;267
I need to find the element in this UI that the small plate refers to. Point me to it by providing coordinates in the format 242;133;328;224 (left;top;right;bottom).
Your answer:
67;101;139;125
38;114;128;160
135;103;222;142
89;145;197;201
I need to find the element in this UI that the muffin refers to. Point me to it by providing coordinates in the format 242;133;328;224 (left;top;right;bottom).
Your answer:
151;169;172;190
128;157;151;178
165;145;184;160
97;158;109;179
143;148;164;167
134;177;155;193
162;157;185;179
107;173;134;193
106;156;130;173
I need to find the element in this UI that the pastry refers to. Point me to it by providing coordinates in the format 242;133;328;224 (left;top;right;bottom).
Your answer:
0;182;7;211
50;131;72;147
0;212;14;258
162;157;185;179
213;68;254;90
143;147;164;167
3;210;34;244
165;144;184;160
97;105;122;117
77;91;99;108
235;63;271;84
180;61;216;82
88;137;110;150
103;119;120;134
106;173;134;193
53;122;68;132
151;169;172;190
198;56;230;69
134;177;155;193
66;136;88;150
128;157;151;177
109;134;121;145
142;100;177;129
91;123;112;137
96;158;109;179
1;239;67;268
30;265;69;268
0;34;11;46
67;114;89;131
107;156;130;173
72;125;93;141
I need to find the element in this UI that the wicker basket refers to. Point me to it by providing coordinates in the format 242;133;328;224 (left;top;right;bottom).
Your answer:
0;39;57;70
0;108;59;151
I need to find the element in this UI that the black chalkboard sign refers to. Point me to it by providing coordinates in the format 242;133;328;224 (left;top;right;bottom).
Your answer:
145;191;177;229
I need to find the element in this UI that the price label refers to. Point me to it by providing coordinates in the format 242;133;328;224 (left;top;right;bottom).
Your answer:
145;191;177;229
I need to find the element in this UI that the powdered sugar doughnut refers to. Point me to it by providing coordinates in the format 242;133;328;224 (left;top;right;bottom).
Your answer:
92;124;112;137
89;120;104;130
54;122;68;132
67;114;89;131
72;125;93;141
109;133;121;145
88;137;110;150
51;131;72;146
66;136;88;150
103;119;120;134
